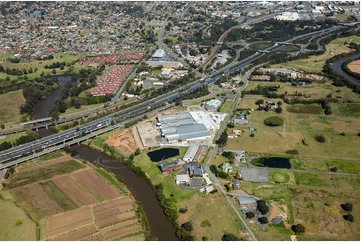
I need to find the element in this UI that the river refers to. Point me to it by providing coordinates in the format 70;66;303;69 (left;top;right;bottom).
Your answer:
31;77;178;240
75;146;177;240
331;53;360;85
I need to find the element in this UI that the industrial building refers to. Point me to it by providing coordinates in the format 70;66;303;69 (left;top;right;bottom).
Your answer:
183;144;199;162
205;99;222;111
146;60;184;69
157;112;223;143
152;49;166;59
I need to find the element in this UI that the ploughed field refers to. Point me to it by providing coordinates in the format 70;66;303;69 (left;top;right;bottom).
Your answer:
0;152;144;241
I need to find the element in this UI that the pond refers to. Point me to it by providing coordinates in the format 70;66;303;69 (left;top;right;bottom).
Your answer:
147;148;180;162
252;157;291;169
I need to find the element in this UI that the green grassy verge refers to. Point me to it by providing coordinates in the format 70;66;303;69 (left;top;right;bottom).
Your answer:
95;167;128;195
0;90;26;125
40;180;77;211
219;100;234;113
6;160;84;189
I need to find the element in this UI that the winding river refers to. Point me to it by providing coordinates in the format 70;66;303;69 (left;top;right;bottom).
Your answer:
32;77;178;240
330;53;360;85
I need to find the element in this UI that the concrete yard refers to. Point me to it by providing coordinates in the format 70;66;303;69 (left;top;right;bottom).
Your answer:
136;121;161;148
239;167;269;182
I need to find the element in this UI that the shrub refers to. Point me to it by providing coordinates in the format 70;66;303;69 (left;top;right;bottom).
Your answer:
181;222;193;232
258;216;269;224
286;149;299;155
343;214;354;222
314;135;326;143
202;236;209;241
246;212;255;218
291;224;305;234
222;233;241;241
264;116;283;126
341;203;352;212
179;208;188;214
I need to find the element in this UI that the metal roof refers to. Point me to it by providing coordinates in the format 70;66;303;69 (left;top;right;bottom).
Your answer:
236;196;257;205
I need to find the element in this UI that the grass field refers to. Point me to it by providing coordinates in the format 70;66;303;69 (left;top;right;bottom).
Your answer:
286;104;322;114
272;35;360;73
40;180;77;211
6;159;84;189
219;100;234;113
0;131;27;144
178;192;244;241
0;198;37;240
240;177;360;240
0;90;25;125
0;53;85;81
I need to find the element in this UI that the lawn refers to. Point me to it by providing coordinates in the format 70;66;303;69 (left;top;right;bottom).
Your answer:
272;35;360;73
0;90;25;125
330;102;360;116
178;192;244;241
0;131;27;145
0;197;37;240
219;100;234;113
269;170;295;185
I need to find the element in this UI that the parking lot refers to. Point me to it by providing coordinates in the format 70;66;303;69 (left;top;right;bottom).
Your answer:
239;167;269;182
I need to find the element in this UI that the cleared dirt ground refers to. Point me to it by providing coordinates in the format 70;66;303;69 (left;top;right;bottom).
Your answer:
72;168;120;201
105;129;138;156
47;206;93;238
52;175;96;206
50;224;99;241
100;219;142;240
347;60;360;74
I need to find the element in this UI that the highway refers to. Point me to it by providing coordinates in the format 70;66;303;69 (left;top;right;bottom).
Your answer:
0;23;353;169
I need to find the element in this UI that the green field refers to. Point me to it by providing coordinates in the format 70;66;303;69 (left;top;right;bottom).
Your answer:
6;160;84;189
330;103;360;116
0;53;85;82
286;104;322;114
219;100;234;113
0;90;26;125
272;35;360;73
40;180;77;211
0;198;37;240
178;192;244;241
95;167;128;195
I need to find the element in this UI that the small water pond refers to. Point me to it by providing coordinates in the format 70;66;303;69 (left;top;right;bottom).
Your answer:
147;148;180;162
252;157;291;169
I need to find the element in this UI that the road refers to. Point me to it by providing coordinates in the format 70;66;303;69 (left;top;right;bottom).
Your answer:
0;24;351;168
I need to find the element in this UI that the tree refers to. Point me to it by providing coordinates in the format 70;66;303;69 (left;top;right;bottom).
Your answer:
255;99;264;105
181;222;193;232
343;214;354;222
277;101;283;106
275;106;283;113
341;203;352;212
246;212;255;218
216;131;228;147
202;236;209;241
221;233;240;241
291;224;305;234
258;216;269;224
0;124;4;129
257;200;269;215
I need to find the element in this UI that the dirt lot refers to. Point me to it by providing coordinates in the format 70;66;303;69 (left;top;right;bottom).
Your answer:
105;129;138;157
11;183;63;219
52;175;96;207
136;121;160;148
47;206;93;238
100;219;142;240
50;224;98;241
347;59;360;74
72;168;120;201
93;196;135;228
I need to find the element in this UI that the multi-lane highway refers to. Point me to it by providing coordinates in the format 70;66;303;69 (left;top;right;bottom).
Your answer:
0;23;355;169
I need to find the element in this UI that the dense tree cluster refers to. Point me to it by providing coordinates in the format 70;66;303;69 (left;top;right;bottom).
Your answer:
257;200;269;215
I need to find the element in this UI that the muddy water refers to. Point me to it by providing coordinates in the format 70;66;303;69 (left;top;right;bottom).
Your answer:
75;145;177;241
32;76;73;120
331;53;360;85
